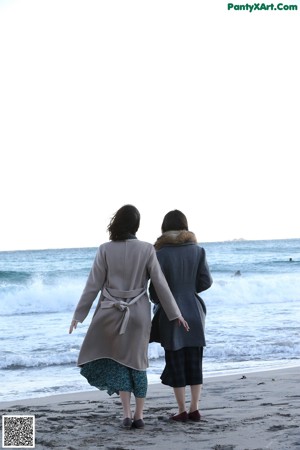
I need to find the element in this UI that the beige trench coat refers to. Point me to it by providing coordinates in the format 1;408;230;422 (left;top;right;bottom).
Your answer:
72;239;181;370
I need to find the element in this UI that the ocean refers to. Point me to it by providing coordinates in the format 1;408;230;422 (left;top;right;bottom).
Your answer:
1;239;299;402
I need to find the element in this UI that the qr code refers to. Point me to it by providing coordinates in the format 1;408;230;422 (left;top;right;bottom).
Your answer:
2;415;35;448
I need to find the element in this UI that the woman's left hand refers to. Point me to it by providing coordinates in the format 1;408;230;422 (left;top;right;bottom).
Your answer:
177;316;190;332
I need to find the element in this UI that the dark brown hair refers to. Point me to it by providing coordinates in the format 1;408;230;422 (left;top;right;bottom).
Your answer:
161;209;188;233
107;205;140;241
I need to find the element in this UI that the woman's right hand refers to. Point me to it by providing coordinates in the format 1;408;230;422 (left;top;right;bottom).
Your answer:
177;316;190;332
69;319;79;334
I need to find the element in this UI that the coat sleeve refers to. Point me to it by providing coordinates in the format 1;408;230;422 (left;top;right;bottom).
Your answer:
148;280;159;304
196;248;213;293
147;247;181;321
72;246;107;322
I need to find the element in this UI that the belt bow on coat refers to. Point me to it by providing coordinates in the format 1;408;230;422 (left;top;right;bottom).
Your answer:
101;287;146;335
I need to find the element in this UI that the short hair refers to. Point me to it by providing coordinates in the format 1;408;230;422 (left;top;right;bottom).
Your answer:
107;205;140;241
161;209;188;233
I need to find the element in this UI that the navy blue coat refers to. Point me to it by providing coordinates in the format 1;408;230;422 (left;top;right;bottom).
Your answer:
149;231;213;351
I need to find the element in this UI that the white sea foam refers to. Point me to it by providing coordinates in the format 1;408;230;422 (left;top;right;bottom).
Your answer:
1;271;300;317
204;272;300;305
0;277;87;315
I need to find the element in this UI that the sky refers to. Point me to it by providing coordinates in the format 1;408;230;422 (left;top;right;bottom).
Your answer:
1;0;299;251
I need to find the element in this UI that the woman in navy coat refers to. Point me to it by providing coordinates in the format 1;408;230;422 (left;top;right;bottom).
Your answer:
149;210;213;422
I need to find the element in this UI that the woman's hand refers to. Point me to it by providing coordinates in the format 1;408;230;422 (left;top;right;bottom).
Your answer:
69;319;79;334
177;316;190;332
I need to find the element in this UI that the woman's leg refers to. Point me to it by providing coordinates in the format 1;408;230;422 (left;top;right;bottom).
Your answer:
161;349;187;414
189;384;202;412
134;397;145;420
187;347;203;412
119;391;132;419
173;386;186;413
132;369;147;421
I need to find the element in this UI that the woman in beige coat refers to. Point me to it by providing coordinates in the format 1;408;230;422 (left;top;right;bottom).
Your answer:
69;205;189;429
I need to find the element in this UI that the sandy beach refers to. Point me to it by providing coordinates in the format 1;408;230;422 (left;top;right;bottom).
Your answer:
1;367;299;450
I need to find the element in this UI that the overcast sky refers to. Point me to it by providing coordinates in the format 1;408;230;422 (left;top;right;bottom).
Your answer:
1;0;299;251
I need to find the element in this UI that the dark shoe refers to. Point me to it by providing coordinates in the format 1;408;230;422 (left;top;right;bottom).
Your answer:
132;418;145;429
188;410;201;422
122;418;132;429
169;411;188;422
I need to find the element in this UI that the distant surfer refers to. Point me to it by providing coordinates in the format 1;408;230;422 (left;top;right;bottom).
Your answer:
234;270;241;276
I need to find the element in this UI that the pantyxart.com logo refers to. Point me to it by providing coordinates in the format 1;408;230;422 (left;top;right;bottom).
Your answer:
227;2;298;11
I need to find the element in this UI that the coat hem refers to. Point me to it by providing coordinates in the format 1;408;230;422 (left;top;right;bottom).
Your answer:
77;356;148;371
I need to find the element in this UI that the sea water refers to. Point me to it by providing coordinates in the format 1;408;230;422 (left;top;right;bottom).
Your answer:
1;239;299;401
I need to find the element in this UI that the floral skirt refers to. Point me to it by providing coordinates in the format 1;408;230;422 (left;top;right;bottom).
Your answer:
80;358;147;397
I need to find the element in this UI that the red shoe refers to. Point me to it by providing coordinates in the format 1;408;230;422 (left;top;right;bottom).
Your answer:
170;411;188;422
188;410;201;422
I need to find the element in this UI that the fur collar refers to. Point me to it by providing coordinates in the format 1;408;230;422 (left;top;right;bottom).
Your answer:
154;230;198;250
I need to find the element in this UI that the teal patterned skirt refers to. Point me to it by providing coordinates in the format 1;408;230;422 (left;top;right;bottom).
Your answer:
80;358;147;397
